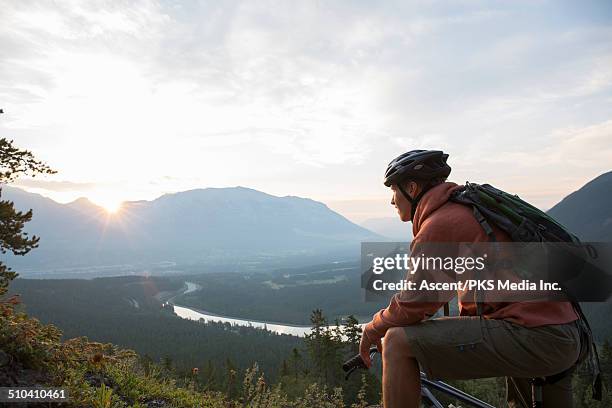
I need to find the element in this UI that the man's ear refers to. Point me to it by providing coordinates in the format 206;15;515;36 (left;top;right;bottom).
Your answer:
407;180;417;196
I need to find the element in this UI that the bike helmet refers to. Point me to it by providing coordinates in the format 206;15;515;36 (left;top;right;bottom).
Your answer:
384;150;451;187
384;150;451;221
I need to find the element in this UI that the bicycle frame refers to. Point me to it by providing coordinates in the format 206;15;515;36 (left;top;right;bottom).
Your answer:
343;347;495;408
420;374;495;408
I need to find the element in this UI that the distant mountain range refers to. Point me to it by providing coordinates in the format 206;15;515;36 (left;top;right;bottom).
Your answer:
1;186;380;271
2;171;610;273
547;171;612;241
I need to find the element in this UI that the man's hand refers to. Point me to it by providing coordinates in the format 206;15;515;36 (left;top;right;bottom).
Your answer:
360;322;383;368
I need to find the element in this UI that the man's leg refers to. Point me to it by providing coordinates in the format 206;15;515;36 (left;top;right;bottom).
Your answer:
382;317;580;408
382;327;421;408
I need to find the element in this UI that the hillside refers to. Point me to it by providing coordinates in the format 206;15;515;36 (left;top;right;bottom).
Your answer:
10;276;302;379
547;171;612;241
545;171;612;341
1;299;372;407
3;276;382;407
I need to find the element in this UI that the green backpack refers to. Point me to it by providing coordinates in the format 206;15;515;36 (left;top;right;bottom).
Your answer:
450;181;602;400
450;182;580;243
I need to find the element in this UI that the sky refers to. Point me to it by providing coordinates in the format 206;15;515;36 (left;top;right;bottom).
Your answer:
1;0;611;222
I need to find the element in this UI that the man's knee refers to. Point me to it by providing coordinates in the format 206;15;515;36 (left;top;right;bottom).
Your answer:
383;327;413;360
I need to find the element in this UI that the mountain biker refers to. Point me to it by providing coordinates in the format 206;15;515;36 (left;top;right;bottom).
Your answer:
360;150;582;408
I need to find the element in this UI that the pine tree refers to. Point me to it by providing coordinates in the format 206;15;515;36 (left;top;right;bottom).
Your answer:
290;347;302;381
305;309;327;381
0;131;56;303
344;314;362;355
0;138;55;300
224;357;238;399
327;318;346;385
280;359;289;377
304;310;347;386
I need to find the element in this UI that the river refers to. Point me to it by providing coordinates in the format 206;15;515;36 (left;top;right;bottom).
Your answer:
170;281;360;337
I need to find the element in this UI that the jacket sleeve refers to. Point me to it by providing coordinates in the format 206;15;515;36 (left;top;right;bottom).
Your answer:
364;233;456;338
366;298;446;338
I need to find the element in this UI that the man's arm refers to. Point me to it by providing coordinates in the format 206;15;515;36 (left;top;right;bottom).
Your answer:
360;236;458;365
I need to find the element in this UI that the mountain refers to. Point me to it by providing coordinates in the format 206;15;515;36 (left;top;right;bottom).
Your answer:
546;171;612;341
1;186;379;271
360;217;413;241
547;171;612;241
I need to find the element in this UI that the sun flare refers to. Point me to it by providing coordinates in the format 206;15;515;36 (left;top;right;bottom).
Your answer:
99;200;122;214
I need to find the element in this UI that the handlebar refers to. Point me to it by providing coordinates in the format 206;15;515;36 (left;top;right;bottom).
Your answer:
342;346;378;380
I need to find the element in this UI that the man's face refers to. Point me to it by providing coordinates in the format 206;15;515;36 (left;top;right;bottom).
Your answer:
390;183;413;222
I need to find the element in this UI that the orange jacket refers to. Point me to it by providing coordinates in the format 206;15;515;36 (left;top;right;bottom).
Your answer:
365;182;578;339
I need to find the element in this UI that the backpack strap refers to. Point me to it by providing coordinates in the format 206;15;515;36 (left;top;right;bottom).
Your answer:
471;205;495;315
572;302;603;400
472;206;496;242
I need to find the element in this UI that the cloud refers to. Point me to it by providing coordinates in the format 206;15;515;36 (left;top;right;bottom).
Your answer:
451;119;612;209
13;179;98;192
543;120;612;167
475;119;612;169
0;0;610;213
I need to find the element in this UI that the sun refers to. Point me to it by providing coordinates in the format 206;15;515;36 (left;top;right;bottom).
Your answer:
88;193;125;215
99;200;122;214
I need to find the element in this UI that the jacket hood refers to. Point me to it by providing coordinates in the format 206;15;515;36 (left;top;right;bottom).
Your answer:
412;181;461;236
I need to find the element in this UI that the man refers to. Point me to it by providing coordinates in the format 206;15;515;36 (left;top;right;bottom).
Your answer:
360;150;581;408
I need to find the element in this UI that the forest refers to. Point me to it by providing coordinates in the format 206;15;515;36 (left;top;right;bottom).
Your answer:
9;274;612;407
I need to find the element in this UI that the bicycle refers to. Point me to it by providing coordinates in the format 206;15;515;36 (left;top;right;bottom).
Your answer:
343;346;495;408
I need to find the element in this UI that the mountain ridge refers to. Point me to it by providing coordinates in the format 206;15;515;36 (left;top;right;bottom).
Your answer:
547;171;612;241
2;185;380;271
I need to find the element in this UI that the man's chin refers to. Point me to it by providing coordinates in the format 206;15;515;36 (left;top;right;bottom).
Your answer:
398;213;410;222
